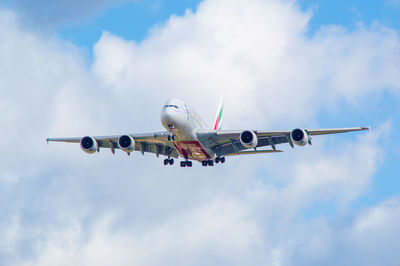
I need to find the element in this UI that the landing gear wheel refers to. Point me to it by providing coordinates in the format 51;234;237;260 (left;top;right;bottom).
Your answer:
164;158;174;165
221;157;225;163
202;161;208;167
181;159;192;167
208;160;214;166
215;157;220;164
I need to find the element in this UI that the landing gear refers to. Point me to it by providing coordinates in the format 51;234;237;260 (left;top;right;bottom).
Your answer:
164;158;174;165
201;160;214;167
167;125;175;141
215;157;225;164
180;160;192;167
202;157;225;166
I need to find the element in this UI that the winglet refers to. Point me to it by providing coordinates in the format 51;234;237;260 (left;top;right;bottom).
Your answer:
360;126;371;133
213;95;224;131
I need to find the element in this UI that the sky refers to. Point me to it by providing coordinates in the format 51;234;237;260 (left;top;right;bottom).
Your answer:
0;0;399;265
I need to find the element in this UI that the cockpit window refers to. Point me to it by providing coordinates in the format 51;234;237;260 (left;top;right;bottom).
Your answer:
164;105;179;109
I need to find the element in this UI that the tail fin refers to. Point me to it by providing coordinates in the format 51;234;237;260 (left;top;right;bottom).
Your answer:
213;95;224;131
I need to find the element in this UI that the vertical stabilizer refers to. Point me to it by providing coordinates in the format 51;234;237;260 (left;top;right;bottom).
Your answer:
213;95;224;131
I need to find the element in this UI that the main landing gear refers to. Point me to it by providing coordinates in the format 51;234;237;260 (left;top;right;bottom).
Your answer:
165;157;225;167
164;158;174;165
201;157;225;167
202;160;213;167
180;160;192;167
215;157;225;164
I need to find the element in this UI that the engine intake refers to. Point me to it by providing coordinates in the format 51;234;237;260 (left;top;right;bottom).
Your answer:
290;128;309;146
240;130;258;149
118;135;135;153
80;136;98;154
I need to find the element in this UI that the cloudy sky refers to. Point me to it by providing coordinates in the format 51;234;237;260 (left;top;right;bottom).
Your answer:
0;0;399;265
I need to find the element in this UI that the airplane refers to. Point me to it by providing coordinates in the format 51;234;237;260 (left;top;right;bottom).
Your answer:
47;98;369;167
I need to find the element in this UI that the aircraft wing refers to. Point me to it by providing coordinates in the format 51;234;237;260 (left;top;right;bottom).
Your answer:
47;131;179;158
196;127;369;157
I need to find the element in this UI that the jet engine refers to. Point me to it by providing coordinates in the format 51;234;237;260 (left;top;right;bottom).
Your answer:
240;130;258;149
118;135;135;153
80;136;98;154
290;128;309;146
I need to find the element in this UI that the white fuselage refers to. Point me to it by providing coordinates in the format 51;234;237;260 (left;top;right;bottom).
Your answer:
160;98;215;161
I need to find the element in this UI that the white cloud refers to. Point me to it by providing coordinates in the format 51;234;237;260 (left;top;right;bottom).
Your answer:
20;199;264;266
350;198;400;254
92;0;400;128
0;0;399;265
292;197;400;266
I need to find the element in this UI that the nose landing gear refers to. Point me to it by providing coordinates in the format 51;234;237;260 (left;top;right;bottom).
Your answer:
167;125;175;141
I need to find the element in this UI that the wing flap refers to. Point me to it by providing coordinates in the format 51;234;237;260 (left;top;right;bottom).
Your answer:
46;137;81;143
224;149;283;156
306;127;369;135
197;126;368;157
47;131;178;158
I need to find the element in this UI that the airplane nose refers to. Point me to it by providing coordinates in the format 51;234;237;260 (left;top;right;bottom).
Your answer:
161;108;175;126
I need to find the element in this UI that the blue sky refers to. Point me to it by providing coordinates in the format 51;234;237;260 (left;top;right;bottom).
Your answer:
57;0;400;54
0;0;399;265
60;0;202;49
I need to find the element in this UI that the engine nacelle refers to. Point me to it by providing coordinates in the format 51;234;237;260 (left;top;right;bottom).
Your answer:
240;130;258;149
118;135;135;153
80;136;98;154
290;128;309;146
